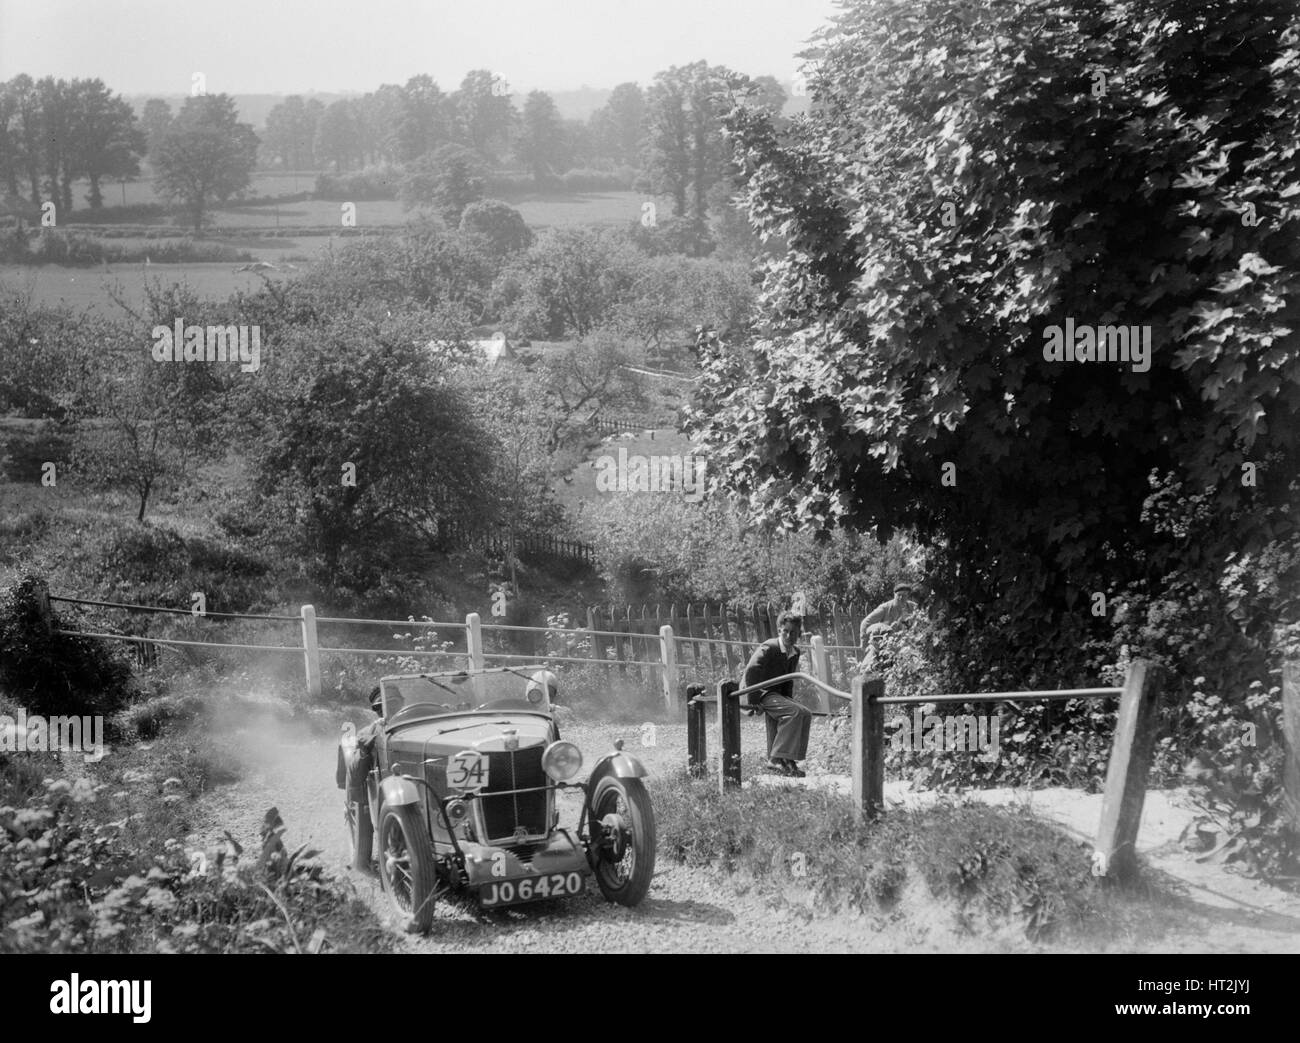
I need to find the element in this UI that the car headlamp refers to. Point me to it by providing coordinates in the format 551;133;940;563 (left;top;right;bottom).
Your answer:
542;741;582;782
446;798;469;823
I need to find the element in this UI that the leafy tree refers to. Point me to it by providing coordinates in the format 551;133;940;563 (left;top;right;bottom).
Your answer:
517;91;567;182
395;75;451;162
245;314;499;589
615;254;753;352
36;77;75;214
458;198;534;262
496;226;643;338
0;287;110;418
72;322;220;523
692;0;1300;677
0;82;21;199
578;490;914;605
746;75;787;120
316;99;362;172
644;62;737;228
398;143;486;224
139;98;173;164
263;95;323;169
471;369;567;592
154;94;258;229
358;84;404;164
70;80;145;209
536;332;645;449
451;70;514;159
590;82;646;167
4;75;43;204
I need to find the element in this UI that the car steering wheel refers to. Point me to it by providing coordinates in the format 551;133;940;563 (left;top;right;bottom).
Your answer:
386;701;452;724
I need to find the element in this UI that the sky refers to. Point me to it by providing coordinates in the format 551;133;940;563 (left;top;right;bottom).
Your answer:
0;0;838;95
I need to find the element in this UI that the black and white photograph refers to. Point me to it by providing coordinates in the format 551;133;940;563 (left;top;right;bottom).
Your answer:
0;0;1297;986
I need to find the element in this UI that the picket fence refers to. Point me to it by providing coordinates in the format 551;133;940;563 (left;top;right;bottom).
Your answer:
439;523;598;566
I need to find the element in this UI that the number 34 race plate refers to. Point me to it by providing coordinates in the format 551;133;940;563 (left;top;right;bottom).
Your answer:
479;872;586;908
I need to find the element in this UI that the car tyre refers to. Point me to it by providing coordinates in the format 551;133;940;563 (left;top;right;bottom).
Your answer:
377;804;437;933
590;775;655;907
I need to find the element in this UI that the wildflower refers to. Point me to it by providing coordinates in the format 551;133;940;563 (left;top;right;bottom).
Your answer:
141;887;176;913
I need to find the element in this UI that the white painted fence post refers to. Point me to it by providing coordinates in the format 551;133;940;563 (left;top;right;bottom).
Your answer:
466;612;485;703
659;624;678;712
466;611;485;671
300;604;321;700
809;635;832;714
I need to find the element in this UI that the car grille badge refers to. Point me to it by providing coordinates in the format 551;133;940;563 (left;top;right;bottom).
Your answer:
503;729;519;751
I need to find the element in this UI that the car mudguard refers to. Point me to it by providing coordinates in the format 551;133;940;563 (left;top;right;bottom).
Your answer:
380;775;421;807
589;750;649;781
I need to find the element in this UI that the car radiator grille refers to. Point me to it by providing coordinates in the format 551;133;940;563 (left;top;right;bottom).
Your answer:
481;748;548;842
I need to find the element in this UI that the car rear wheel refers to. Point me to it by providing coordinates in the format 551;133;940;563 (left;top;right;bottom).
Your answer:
591;775;655;907
377;805;437;933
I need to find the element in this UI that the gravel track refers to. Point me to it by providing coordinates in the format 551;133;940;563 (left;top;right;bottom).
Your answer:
191;715;1300;954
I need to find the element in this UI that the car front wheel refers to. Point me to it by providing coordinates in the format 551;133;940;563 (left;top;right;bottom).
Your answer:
590;775;655;907
377;804;437;933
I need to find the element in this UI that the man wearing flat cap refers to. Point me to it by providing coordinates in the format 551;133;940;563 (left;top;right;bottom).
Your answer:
859;582;917;647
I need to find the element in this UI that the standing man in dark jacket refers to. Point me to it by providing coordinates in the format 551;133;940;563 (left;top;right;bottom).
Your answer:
743;611;811;777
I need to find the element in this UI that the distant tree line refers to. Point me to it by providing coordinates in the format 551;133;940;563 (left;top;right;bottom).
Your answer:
0;76;145;213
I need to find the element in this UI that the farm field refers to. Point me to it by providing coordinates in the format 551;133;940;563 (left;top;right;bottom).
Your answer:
6;184;653;312
0;261;299;313
555;427;695;518
59;171;645;232
62;171;321;210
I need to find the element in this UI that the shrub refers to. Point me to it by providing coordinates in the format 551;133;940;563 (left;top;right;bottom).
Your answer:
0;576;136;718
0;761;391;953
458;199;533;260
559;168;635;192
314;165;402;200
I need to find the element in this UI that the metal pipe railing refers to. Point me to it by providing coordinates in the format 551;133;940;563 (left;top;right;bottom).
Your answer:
876;687;1121;706
729;671;852;703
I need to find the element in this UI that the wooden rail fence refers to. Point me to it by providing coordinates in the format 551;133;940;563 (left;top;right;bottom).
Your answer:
686;661;1174;883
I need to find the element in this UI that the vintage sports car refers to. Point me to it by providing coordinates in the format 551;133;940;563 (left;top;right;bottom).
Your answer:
335;666;655;932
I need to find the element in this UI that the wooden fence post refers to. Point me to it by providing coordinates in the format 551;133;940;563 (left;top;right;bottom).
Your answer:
809;635;831;714
1095;659;1163;882
465;611;486;704
587;607;603;663
465;612;485;671
659;624;678;713
1282;660;1300;836
851;675;884;823
300;604;322;700
717;679;741;792
34;581;54;637
686;683;707;777
719;602;736;676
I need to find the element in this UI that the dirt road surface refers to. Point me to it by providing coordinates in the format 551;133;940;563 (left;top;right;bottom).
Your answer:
193;717;1300;954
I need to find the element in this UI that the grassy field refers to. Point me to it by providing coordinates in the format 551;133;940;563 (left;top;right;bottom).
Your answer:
0;262;295;313
554;428;696;518
9;178;653;313
66;171;320;210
